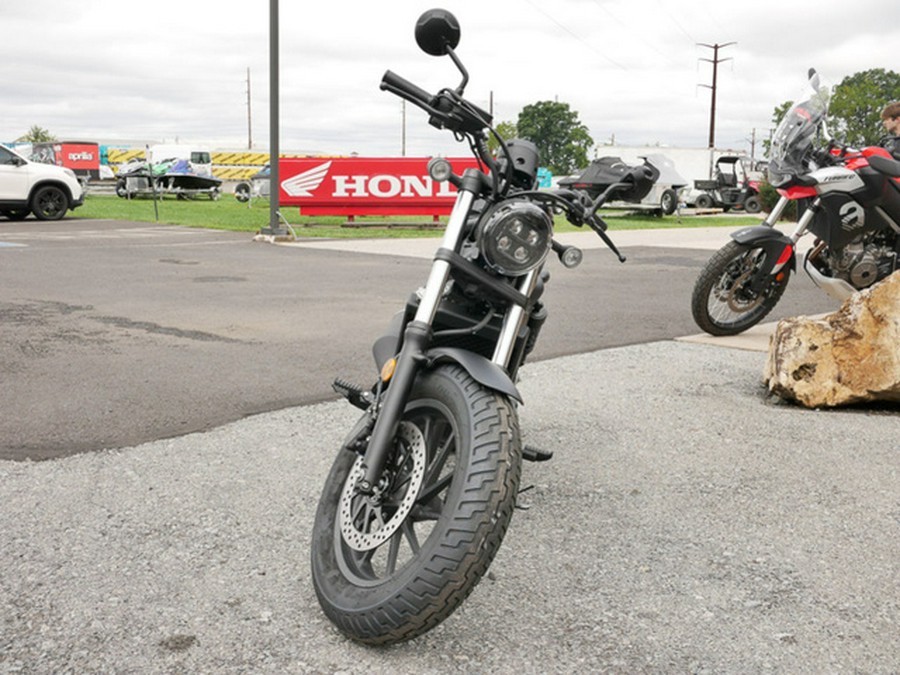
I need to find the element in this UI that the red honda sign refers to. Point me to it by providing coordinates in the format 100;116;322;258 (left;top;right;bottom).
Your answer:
279;157;479;217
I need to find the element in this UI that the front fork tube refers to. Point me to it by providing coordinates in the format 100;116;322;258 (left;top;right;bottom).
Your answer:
762;195;821;246
750;196;822;293
786;197;821;245
357;185;478;492
357;321;431;493
492;268;539;367
761;195;790;226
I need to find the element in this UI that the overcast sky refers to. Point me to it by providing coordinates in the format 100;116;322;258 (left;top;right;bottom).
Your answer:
2;0;897;159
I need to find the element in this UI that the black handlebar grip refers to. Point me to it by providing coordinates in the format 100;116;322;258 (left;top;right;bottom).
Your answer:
380;70;433;107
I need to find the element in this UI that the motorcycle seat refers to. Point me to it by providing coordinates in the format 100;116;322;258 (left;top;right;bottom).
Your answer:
868;154;900;178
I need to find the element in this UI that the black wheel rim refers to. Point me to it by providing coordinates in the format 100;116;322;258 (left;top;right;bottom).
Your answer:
37;189;65;218
334;399;458;587
706;247;774;326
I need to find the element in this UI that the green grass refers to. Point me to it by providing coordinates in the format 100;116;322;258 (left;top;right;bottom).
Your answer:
77;192;760;238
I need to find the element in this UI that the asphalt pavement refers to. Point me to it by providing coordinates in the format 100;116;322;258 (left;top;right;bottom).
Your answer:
3;220;837;461
1;223;897;673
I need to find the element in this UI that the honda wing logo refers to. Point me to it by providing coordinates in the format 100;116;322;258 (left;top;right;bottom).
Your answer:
281;160;331;197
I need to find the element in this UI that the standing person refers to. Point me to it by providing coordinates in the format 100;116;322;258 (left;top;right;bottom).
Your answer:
881;102;900;159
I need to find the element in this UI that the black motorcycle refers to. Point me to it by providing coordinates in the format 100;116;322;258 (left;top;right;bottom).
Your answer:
309;9;654;645
691;69;900;336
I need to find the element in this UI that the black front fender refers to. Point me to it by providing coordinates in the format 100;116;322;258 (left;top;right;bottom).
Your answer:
731;225;796;284
370;312;522;403
372;311;405;373
426;347;522;403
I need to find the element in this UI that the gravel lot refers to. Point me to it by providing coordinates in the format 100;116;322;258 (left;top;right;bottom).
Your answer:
2;341;898;673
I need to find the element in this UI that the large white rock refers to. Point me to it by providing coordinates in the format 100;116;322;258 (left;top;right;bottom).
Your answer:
764;271;900;407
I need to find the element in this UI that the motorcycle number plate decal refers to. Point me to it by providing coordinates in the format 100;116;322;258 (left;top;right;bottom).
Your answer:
839;201;865;231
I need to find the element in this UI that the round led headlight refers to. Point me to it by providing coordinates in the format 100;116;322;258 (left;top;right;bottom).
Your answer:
479;201;552;276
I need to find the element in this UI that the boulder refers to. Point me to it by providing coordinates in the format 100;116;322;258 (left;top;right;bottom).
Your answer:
764;271;900;407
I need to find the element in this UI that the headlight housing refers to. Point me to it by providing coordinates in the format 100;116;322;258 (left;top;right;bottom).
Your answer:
479;201;552;276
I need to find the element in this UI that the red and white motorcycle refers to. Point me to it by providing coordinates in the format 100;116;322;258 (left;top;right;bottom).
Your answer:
691;69;900;336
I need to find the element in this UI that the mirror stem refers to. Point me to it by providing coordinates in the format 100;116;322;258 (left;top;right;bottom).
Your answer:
446;45;469;94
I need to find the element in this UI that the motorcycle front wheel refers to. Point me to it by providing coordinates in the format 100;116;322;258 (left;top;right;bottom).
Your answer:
691;240;791;336
310;364;522;645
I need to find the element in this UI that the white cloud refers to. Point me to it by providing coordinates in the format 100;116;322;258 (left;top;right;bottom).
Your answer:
2;0;897;157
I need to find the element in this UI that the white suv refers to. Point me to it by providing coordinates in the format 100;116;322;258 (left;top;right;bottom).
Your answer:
0;144;84;220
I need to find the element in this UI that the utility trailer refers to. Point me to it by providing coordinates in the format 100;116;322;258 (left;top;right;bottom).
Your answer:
115;158;222;200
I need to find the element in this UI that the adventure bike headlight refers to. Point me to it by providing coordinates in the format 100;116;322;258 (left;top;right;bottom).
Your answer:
479;201;552;276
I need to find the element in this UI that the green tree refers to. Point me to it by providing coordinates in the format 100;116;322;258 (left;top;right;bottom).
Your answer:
487;120;518;155
17;125;57;142
829;68;900;147
516;101;593;174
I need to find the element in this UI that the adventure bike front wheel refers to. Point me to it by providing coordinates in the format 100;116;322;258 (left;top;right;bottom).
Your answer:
691;240;790;336
310;364;522;645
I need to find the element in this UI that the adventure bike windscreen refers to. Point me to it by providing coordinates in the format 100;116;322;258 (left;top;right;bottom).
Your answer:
767;70;831;186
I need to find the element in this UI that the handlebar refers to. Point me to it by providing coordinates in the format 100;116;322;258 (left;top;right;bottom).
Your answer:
380;67;624;262
380;70;434;109
381;69;491;138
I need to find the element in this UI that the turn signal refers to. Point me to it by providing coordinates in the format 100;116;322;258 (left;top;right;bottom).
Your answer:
381;357;397;383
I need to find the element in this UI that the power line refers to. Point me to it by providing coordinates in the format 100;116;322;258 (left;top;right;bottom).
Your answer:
523;0;627;70
652;0;696;45
589;0;677;65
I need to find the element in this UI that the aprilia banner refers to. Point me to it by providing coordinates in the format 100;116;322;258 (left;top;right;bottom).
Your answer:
279;157;479;217
32;142;100;179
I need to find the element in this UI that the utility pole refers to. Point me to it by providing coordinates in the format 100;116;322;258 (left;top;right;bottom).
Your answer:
698;42;735;149
246;67;252;150
260;0;288;236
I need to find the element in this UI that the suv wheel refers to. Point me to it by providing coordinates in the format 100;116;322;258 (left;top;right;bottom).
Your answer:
1;208;30;221
31;185;69;221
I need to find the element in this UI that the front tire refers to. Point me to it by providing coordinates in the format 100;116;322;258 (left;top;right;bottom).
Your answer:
311;364;522;645
691;240;790;336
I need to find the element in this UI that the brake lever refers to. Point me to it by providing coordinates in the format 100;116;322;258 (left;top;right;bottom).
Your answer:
586;183;629;263
549;187;627;262
588;214;626;263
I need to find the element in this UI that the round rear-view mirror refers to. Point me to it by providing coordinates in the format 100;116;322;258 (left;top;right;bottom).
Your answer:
415;9;461;56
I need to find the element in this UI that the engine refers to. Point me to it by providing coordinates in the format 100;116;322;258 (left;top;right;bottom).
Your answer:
826;236;898;289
